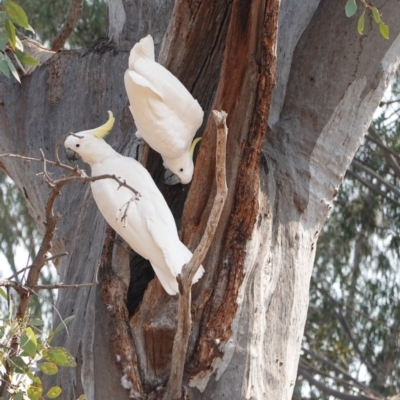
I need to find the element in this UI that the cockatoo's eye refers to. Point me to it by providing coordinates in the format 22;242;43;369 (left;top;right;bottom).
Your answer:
179;168;183;172
76;143;80;148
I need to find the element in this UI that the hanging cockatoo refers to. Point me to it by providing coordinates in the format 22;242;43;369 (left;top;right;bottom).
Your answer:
64;111;204;295
124;34;204;184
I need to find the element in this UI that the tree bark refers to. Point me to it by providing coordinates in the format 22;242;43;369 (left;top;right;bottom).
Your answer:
1;0;400;399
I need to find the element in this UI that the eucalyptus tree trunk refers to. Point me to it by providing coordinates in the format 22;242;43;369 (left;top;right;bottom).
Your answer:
1;0;400;399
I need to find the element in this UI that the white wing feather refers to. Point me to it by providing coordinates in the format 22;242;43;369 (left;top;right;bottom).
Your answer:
124;35;203;159
90;155;203;295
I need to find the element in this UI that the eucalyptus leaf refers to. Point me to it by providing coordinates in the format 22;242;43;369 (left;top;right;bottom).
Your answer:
5;19;16;50
43;347;77;367
4;0;29;29
4;53;20;82
46;386;62;399
53;315;75;336
357;11;365;35
345;0;357;17
379;21;389;39
38;361;58;375
15;49;40;66
0;33;8;52
371;7;380;23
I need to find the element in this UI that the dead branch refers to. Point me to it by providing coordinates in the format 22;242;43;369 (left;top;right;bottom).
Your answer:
51;0;84;52
298;366;381;400
346;170;400;209
4;252;68;281
0;153;141;199
163;110;228;400
352;160;400;198
301;348;381;397
35;261;99;290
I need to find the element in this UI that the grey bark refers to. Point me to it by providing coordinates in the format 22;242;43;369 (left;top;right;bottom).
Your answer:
0;0;400;399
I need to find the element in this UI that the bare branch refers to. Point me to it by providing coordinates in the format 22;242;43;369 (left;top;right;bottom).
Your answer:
35;262;99;290
302;348;381;396
51;0;84;52
0;152;141;199
0;261;99;291
4;253;68;281
298;366;382;400
352;160;400;198
163;110;228;400
346;170;400;209
315;283;400;333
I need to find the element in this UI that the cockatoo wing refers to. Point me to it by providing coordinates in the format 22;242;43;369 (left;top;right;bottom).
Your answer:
91;156;203;293
146;213;204;279
128;35;155;68
132;58;203;137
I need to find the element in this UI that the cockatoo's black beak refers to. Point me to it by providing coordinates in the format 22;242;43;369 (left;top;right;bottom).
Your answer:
163;169;181;185
66;148;80;162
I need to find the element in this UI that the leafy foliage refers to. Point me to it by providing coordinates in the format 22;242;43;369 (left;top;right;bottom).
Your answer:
0;308;76;400
0;171;56;330
296;71;400;398
17;0;107;49
345;0;389;39
0;0;39;81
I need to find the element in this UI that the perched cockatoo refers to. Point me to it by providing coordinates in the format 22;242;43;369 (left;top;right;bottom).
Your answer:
64;111;204;295
124;34;204;184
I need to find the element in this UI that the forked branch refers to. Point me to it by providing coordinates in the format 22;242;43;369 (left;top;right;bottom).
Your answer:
163;110;228;400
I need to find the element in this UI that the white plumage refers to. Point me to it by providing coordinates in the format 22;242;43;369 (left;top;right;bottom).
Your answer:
64;112;204;295
124;35;204;184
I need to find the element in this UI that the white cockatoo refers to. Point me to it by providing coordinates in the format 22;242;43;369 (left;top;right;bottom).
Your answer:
124;34;204;184
64;111;204;295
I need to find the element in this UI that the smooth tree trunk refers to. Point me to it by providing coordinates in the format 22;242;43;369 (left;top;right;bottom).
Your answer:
1;0;400;399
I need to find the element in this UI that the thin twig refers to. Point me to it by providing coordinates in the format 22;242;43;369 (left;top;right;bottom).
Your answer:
0;261;99;291
0;152;141;199
36;261;100;290
163;110;228;400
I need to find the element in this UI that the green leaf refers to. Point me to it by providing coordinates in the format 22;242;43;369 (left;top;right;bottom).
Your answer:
13;51;26;74
20;327;37;357
9;356;28;374
38;361;58;375
15;35;23;51
53;315;75;336
0;57;8;78
379;21;389;39
0;287;7;300
46;386;62;399
4;53;20;82
0;11;6;25
76;396;86;400
345;0;357;17
4;1;29;29
43;347;77;367
27;385;42;400
15;49;40;66
14;392;23;400
26;24;35;33
5;19;16;50
357;11;365;35
27;378;42;400
371;7;380;23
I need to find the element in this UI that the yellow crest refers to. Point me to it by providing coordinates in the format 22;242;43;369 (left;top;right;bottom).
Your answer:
190;137;202;159
91;111;115;139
